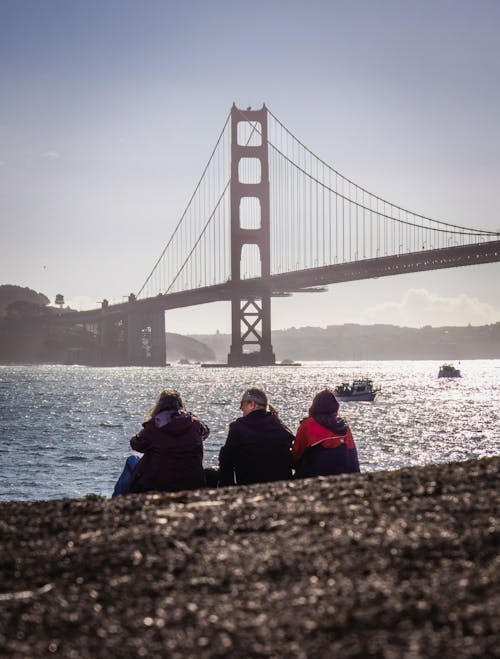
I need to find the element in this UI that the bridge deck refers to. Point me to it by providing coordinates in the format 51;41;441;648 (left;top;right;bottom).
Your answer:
61;240;500;322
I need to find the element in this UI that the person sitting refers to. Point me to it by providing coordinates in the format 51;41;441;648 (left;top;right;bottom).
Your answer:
292;388;360;478
218;387;294;486
112;389;209;496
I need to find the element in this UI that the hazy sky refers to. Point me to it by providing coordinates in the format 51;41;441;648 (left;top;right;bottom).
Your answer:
1;0;499;334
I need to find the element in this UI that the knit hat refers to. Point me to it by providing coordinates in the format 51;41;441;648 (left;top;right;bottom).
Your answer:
309;389;339;417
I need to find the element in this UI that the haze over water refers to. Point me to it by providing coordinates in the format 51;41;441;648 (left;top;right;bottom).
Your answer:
1;360;499;502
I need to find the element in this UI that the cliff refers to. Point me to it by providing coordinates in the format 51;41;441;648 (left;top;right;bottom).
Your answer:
0;456;498;657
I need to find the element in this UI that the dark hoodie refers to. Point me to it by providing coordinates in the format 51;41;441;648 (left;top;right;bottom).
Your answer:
219;410;294;486
128;411;209;493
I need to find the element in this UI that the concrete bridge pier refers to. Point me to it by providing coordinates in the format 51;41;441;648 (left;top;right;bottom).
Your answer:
99;309;127;366
99;316;114;356
126;311;143;366
148;308;166;367
126;307;166;366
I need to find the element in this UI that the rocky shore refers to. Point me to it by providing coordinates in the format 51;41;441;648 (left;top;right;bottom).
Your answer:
1;457;499;658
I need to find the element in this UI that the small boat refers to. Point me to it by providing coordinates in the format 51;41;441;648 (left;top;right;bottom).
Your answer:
438;363;461;378
334;379;381;402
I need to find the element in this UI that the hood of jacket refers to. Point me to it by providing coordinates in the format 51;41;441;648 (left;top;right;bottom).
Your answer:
152;410;195;435
311;412;348;435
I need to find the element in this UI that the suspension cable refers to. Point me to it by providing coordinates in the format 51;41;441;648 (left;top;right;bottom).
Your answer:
264;108;498;236
267;139;493;236
165;182;230;293
164;116;263;292
136;110;231;297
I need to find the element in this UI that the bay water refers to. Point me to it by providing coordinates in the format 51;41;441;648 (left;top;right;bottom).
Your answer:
0;360;498;501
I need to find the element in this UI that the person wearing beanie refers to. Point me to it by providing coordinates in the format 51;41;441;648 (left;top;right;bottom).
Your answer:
292;388;360;478
218;387;294;486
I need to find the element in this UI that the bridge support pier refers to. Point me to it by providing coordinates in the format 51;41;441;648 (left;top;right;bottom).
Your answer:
126;311;143;366
99;312;127;365
91;303;167;366
228;296;275;366
149;308;166;366
227;103;276;366
126;307;166;366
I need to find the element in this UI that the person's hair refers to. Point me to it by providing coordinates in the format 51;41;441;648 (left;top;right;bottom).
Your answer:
308;388;339;417
240;387;280;416
241;387;268;409
149;389;184;418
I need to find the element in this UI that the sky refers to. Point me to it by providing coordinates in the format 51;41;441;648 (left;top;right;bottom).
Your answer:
1;0;499;334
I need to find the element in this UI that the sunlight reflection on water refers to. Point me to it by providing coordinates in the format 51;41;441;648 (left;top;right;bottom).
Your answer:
0;361;499;500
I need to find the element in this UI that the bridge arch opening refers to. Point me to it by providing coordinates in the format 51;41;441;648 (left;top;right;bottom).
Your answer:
238;157;261;184
239;197;261;229
240;243;261;279
237;120;262;147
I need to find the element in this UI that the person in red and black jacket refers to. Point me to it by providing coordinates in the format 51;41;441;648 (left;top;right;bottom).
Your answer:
292;388;360;478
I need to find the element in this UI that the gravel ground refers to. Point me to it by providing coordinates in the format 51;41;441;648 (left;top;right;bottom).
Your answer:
0;457;499;658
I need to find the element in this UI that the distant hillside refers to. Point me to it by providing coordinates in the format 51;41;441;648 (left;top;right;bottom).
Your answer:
165;333;215;363
0;285;49;316
190;323;500;361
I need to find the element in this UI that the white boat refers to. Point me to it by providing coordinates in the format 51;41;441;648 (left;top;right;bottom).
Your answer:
438;364;461;378
334;379;381;402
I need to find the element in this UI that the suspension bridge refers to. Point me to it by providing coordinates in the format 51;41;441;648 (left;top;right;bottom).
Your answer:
60;103;500;366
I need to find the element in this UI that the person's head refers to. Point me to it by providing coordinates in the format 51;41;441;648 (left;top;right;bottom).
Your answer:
309;388;339;418
239;387;268;417
150;389;184;418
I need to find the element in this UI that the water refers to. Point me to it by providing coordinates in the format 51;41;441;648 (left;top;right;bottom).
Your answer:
0;361;499;501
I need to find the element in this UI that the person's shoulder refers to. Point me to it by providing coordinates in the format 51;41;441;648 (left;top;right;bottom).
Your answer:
268;413;294;434
305;416;326;431
227;417;246;437
191;414;210;436
228;417;243;431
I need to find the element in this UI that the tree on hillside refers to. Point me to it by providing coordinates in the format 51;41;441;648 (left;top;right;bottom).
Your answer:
0;285;49;316
6;300;52;317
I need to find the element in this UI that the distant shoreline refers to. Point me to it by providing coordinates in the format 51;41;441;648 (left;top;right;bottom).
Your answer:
1;356;500;368
189;322;500;362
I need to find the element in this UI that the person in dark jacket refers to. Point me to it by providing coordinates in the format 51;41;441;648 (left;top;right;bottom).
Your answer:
218;388;294;486
112;389;209;496
292;388;360;478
